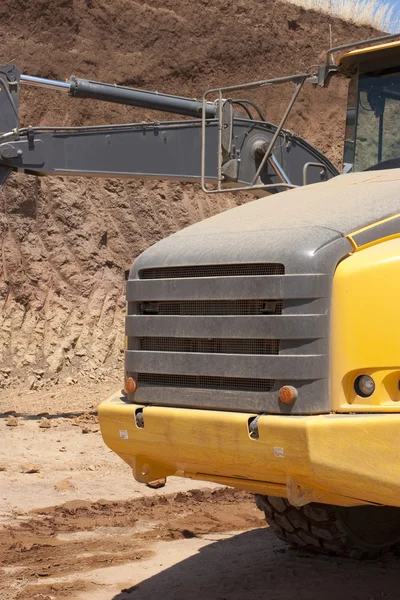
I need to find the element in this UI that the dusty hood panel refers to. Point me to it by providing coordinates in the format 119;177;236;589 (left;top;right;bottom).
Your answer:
132;170;400;275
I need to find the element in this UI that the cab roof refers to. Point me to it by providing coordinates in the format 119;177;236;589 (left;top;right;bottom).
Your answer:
339;40;400;73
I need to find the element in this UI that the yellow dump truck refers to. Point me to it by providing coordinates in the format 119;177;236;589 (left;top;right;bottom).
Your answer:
2;34;400;557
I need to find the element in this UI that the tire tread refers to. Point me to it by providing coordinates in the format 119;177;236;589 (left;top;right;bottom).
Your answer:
255;495;393;559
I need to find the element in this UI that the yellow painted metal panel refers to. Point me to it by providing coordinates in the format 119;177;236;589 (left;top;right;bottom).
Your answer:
331;237;400;411
347;213;400;251
339;40;400;63
98;395;400;507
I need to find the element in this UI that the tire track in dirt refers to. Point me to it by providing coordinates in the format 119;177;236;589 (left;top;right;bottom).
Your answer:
0;488;262;599
3;486;400;600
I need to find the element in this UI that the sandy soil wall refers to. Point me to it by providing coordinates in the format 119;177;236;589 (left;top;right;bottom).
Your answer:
0;0;377;388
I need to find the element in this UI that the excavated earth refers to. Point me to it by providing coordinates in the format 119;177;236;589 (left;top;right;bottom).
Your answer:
0;0;379;392
3;2;400;600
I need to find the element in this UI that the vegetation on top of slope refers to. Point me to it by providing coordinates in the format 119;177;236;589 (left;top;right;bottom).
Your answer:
285;0;399;32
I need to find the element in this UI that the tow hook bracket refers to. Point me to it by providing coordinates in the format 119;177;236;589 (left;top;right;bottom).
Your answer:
248;415;261;440
135;407;144;429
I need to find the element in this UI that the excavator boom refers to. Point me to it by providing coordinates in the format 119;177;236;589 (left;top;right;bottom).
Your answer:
0;64;338;192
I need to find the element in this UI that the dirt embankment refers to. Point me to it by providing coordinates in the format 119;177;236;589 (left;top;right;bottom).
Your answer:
0;0;378;392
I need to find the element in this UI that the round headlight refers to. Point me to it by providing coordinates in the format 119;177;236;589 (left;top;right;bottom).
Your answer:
354;375;375;398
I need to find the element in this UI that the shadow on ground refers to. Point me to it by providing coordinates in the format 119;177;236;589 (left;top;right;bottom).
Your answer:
112;528;400;600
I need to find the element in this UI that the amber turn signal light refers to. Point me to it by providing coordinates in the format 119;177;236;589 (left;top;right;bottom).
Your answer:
278;385;298;404
125;377;137;393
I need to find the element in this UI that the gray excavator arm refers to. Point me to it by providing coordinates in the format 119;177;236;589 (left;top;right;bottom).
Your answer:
0;64;338;192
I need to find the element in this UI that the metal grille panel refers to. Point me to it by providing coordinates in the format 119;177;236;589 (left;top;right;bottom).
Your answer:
139;299;283;316
138;373;274;392
140;337;280;355
139;263;284;279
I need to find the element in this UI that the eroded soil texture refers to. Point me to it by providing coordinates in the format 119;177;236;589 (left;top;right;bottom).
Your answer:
0;0;379;390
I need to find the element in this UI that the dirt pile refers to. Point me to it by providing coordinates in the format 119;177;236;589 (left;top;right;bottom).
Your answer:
0;0;378;388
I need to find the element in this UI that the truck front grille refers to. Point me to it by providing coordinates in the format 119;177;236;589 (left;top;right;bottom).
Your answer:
140;337;280;355
126;261;328;413
138;373;274;392
139;299;283;316
139;263;284;279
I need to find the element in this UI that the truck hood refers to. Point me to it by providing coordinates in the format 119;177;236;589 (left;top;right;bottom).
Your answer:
131;170;400;276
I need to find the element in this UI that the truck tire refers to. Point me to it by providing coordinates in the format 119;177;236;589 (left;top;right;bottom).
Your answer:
255;495;400;558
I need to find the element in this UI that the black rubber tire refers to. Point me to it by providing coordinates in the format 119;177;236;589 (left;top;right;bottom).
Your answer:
255;495;400;558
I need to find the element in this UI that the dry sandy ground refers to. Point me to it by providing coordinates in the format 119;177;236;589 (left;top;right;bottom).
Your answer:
1;383;400;600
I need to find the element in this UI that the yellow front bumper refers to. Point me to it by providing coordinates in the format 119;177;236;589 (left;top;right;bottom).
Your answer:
99;392;400;508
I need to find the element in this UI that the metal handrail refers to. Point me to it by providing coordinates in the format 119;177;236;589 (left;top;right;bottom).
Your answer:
200;72;310;195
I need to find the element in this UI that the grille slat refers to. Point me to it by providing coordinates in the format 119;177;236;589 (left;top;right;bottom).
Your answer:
139;263;284;279
140;337;280;355
138;373;274;392
139;299;282;316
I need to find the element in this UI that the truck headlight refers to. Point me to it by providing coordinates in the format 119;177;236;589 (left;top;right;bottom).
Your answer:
354;374;375;397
